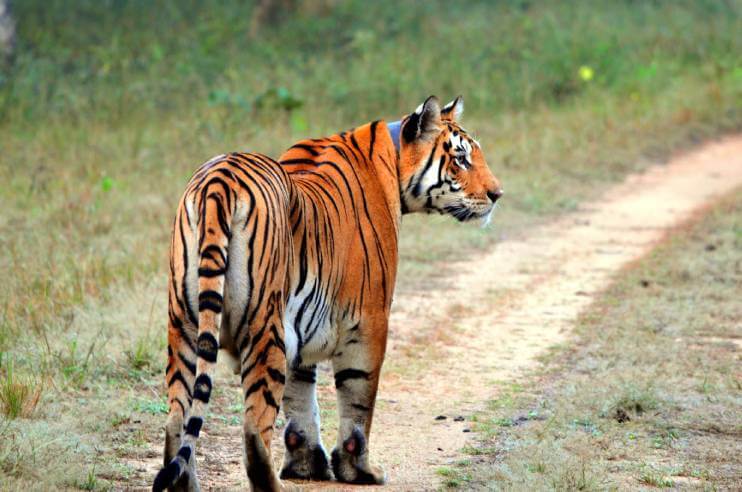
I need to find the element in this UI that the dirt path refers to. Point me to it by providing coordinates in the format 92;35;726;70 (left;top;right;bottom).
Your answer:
124;136;742;490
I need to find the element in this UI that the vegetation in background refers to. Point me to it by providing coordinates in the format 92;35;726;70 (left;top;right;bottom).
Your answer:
0;0;739;488
462;191;742;490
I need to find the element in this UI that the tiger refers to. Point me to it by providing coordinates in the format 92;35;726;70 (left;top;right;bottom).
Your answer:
153;95;503;492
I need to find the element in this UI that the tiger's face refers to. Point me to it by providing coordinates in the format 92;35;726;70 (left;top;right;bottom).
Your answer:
397;96;503;224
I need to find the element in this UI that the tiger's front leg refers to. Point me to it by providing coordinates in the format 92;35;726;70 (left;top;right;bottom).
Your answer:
330;319;387;485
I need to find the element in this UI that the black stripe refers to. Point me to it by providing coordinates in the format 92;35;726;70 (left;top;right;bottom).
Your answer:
167;370;193;400
179;218;199;327
177;351;196;375
200;244;227;266
197;332;218;363
292;366;316;384
270;325;286;353
413;147;437;197
185;417;203;437
263;389;280;410
193;374;212;403
281;157;318;165
198;290;223;313
289;143;320;156
241;360;257;381
172;398;186;417
152;460;181;492
177;446;192;462
209;193;232;240
267;367;286;384
334;369;370;389
368;120;379;160
245;378;268;399
402;112;419;142
169;312;194;352
198;267;226;277
198;300;222;313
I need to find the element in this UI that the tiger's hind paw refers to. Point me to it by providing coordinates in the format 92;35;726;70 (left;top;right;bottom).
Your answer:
330;427;386;485
280;427;331;481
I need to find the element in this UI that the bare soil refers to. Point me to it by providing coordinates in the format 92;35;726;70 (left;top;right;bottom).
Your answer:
122;136;742;491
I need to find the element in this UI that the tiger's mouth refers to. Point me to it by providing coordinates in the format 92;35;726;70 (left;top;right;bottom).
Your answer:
443;203;494;224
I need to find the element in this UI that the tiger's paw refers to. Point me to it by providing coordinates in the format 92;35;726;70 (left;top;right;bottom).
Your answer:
330;427;386;485
280;426;331;481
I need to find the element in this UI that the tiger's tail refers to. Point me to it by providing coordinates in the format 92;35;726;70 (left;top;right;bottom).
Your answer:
153;180;232;491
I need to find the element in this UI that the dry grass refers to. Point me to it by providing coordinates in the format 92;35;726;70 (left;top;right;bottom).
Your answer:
463;190;742;490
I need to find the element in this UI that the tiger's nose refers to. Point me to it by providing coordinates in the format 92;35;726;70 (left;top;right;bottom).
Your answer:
487;188;504;203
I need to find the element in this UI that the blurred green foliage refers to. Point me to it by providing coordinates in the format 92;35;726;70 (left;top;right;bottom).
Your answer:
2;0;739;127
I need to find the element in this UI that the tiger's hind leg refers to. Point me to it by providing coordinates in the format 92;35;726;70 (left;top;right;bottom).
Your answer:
280;364;331;481
330;318;387;485
163;316;201;492
238;293;290;492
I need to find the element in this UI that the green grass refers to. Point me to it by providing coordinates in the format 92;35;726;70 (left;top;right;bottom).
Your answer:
0;360;42;419
0;0;739;488
462;191;742;490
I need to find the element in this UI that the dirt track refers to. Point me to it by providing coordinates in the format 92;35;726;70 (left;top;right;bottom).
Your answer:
125;136;742;490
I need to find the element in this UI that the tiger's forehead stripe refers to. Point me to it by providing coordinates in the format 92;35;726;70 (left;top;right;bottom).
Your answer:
447;132;473;156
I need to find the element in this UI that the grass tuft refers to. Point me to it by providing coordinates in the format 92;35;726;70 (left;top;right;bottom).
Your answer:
0;360;43;419
638;466;674;488
548;460;602;491
124;332;161;373
600;383;660;420
436;466;472;489
133;397;169;415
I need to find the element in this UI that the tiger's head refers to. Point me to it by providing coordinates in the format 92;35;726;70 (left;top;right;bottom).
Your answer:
391;95;503;224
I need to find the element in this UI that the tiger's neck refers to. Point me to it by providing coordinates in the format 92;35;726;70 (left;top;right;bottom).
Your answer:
280;120;404;229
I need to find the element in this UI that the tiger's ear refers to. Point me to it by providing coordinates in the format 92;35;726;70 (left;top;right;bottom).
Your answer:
441;95;464;121
402;95;441;143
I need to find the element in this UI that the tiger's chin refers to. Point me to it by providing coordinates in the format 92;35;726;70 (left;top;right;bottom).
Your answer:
441;204;495;225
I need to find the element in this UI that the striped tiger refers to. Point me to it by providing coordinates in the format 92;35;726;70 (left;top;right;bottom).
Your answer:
153;96;502;491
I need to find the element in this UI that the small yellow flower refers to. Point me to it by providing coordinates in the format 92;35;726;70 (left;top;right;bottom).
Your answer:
578;65;594;82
